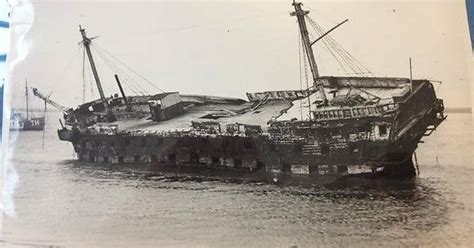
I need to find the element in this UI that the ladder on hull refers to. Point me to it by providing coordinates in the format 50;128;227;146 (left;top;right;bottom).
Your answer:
422;114;447;137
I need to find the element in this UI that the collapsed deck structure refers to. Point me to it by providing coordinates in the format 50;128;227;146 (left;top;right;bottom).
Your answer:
53;1;445;184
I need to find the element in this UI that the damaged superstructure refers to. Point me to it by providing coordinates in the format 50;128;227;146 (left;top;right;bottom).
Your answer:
51;1;445;184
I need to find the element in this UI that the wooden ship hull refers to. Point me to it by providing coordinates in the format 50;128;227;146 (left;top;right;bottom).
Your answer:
21;117;45;131
10;114;45;131
57;77;445;184
49;1;446;185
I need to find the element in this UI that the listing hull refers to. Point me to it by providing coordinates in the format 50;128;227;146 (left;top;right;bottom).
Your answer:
58;79;445;184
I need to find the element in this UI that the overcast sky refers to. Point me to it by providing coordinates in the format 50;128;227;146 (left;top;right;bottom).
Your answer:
6;0;473;109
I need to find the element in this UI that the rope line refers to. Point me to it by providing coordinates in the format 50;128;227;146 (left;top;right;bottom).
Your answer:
91;45;148;96
306;16;373;77
309;17;362;75
82;48;86;103
91;46;144;95
91;45;148;95
95;43;165;93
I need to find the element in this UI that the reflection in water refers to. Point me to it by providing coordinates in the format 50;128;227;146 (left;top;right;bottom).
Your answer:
3;113;472;247
61;160;451;246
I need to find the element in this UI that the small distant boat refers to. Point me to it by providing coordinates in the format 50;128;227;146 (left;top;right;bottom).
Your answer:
10;112;45;131
10;80;45;131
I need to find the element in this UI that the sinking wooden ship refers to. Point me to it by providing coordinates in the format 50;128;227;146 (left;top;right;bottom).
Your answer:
49;1;445;184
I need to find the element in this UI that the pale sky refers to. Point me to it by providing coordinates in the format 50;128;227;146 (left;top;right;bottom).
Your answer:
6;0;473;109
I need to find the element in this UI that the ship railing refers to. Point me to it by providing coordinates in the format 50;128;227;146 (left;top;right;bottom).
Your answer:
113;110;148;120
312;103;398;121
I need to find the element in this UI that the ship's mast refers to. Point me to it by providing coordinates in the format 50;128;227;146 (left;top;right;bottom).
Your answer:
291;1;327;103
114;74;129;107
79;25;106;101
25;79;29;119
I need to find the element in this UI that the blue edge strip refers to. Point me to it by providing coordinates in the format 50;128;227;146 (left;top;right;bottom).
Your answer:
0;17;9;139
468;0;474;51
0;4;473;142
0;21;6;138
0;18;10;139
0;20;9;28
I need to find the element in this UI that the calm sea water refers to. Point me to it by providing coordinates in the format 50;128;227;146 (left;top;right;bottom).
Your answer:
1;112;473;247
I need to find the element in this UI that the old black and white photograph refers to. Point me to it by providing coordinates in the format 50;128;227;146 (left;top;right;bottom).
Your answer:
1;0;473;247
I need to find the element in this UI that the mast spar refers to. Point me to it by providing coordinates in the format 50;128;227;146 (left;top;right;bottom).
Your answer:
79;25;106;101
25;79;29;119
291;1;327;104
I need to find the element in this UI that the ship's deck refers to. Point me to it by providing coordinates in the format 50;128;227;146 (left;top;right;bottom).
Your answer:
278;83;410;121
107;100;292;133
92;81;409;132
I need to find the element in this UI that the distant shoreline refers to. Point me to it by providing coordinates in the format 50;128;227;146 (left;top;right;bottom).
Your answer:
11;108;62;113
444;108;472;113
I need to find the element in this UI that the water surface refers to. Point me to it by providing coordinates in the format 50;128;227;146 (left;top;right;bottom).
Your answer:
2;112;473;247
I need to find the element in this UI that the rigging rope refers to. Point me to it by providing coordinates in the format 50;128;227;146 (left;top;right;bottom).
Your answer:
95;42;165;93
306;16;373;77
308;22;355;74
305;5;340;26
80;44;95;100
91;45;148;96
88;65;95;98
319;36;351;75
82;48;86;103
309;20;356;73
309;18;362;75
41;101;47;149
90;45;140;94
49;46;83;96
92;44;155;95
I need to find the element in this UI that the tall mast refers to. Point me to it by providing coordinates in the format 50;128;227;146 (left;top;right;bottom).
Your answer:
79;25;106;101
291;1;327;103
25;79;29;119
409;57;413;94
